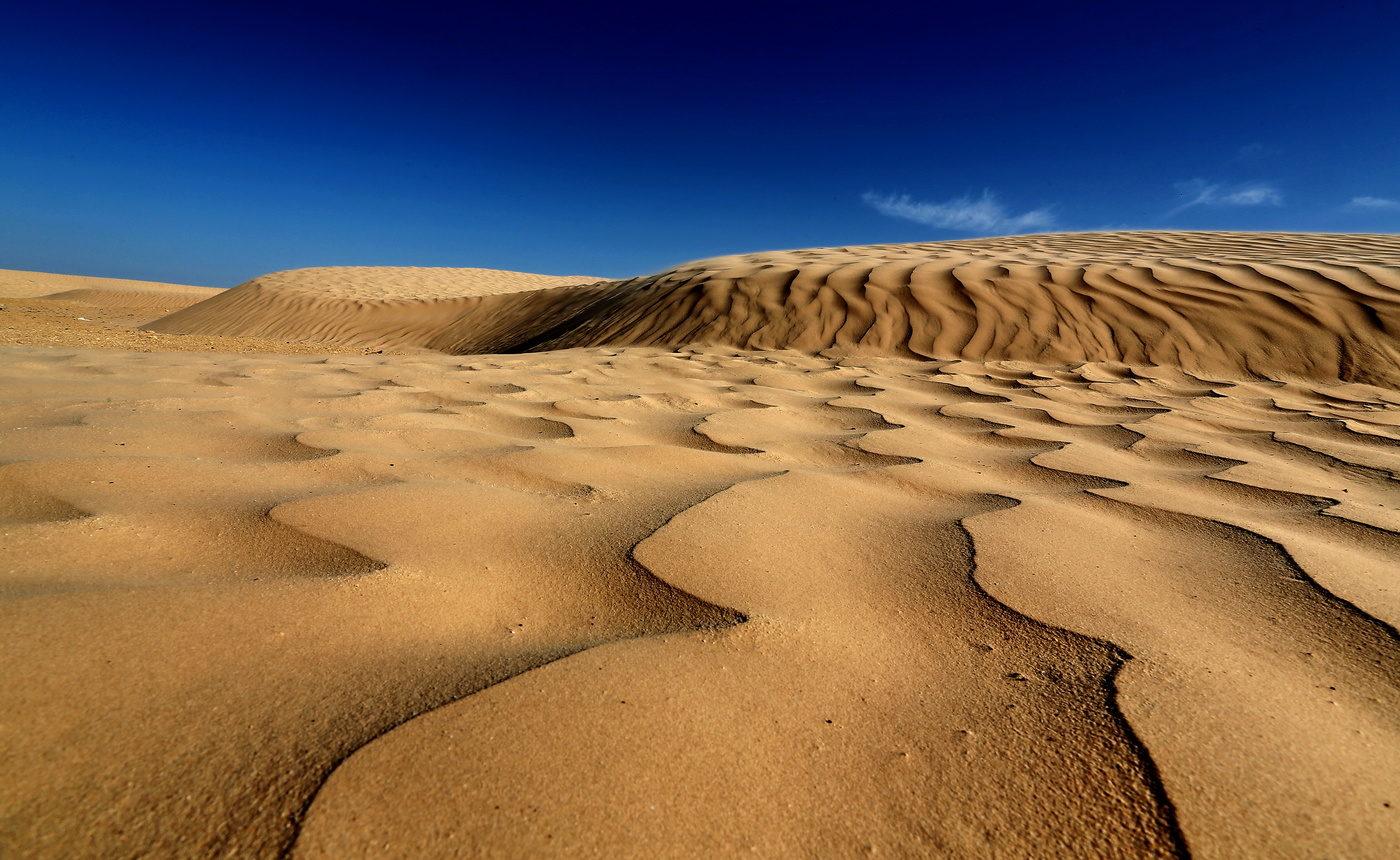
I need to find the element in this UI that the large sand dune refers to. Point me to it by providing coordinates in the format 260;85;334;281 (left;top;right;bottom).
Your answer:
3;233;1400;858
145;232;1400;387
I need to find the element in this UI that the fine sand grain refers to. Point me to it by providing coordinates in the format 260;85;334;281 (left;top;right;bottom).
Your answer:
2;234;1398;858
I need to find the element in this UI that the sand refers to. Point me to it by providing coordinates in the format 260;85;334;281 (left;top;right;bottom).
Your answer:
1;234;1398;858
142;266;611;354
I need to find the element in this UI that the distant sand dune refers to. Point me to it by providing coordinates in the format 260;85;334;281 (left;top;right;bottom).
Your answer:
34;288;216;310
0;268;219;299
143;233;1400;387
143;266;611;353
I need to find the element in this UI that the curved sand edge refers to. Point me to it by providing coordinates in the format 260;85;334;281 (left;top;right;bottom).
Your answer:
2;344;1397;857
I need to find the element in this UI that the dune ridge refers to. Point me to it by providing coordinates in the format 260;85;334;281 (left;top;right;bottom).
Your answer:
537;232;1400;388
144;232;1400;387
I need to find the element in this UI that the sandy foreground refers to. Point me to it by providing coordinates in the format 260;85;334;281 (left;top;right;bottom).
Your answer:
1;233;1399;858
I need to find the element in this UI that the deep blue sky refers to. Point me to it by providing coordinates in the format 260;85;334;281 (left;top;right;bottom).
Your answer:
3;0;1399;286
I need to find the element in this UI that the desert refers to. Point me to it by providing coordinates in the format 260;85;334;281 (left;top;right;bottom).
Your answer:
1;231;1398;857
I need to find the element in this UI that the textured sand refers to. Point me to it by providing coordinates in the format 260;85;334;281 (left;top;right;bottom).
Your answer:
144;266;609;354
0;268;396;355
147;232;1400;387
3;235;1399;859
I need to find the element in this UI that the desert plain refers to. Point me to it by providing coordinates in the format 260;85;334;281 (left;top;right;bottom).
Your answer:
2;231;1399;858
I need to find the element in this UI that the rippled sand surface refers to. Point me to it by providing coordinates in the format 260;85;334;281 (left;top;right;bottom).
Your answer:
3;234;1399;858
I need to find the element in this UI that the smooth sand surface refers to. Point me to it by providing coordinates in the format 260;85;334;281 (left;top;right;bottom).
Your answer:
143;266;609;354
2;234;1399;858
0;269;221;300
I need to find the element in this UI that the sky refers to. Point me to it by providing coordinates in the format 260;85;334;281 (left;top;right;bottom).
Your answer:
3;0;1399;287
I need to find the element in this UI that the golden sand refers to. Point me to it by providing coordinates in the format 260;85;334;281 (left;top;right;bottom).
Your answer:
2;236;1398;858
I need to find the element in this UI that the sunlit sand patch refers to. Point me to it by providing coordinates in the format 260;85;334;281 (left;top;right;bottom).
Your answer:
2;232;1399;858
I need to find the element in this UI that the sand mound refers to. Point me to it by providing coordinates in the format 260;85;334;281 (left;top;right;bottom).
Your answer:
0;268;217;299
538;231;1400;388
0;269;364;354
35;288;216;310
145;233;1400;388
142;266;610;353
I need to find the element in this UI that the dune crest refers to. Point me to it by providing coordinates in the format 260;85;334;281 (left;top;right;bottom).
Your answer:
144;233;1400;387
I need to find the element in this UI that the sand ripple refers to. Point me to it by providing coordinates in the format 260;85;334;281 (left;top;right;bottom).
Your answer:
144;232;1400;389
5;233;1400;857
3;340;1397;857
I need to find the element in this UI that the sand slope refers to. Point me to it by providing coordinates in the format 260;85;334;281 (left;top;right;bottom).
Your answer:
145;233;1400;387
0;268;219;300
3;234;1400;859
0;269;404;355
143;266;610;353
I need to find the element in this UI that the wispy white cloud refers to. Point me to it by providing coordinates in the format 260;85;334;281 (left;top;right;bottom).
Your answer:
1166;179;1283;217
863;190;1054;234
1220;185;1283;206
1346;196;1400;210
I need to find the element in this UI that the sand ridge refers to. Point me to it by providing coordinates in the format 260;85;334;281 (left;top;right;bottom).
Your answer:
2;233;1400;858
538;231;1400;388
144;232;1400;388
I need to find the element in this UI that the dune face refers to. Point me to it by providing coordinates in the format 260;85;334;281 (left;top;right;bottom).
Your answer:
3;234;1400;859
0;268;368;355
142;266;613;354
538;232;1400;388
144;233;1400;387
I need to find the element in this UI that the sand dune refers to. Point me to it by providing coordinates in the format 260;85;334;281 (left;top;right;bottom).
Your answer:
0;268;219;300
31;288;218;310
0;267;220;315
0;269;397;355
3;234;1400;858
143;266;610;353
145;233;1400;387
